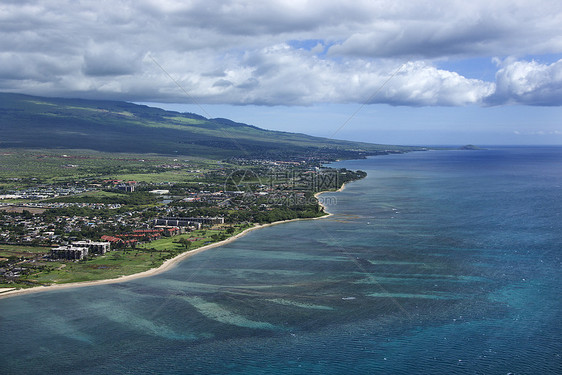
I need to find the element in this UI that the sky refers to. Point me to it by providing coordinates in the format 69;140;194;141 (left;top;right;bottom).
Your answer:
1;0;562;145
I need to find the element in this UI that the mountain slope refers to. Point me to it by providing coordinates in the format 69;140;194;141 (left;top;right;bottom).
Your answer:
0;93;419;159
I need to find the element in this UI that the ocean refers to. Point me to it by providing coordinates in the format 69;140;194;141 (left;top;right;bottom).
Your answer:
1;147;561;374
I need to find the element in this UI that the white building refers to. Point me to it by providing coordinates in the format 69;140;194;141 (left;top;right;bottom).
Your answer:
71;240;111;254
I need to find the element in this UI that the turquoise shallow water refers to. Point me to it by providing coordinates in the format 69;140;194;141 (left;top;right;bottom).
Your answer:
1;147;561;374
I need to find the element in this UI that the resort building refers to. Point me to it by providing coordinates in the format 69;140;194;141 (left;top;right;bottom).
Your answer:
71;240;111;254
50;246;88;260
153;217;201;229
154;216;224;228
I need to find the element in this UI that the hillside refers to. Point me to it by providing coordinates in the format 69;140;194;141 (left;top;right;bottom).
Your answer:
0;93;420;159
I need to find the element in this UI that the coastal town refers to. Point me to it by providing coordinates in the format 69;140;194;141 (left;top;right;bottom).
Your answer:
0;153;366;289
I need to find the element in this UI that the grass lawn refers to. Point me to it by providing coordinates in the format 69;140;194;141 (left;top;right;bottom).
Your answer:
138;226;248;252
28;250;163;284
107;170;204;183
0;149;219;185
0;245;51;258
79;190;126;198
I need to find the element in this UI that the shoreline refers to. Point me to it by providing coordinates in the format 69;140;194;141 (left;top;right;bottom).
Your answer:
0;186;345;300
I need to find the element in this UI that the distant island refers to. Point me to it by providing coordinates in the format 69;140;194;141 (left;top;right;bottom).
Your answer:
458;144;484;150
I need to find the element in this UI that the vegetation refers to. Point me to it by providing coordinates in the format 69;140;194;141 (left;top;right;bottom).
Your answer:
48;191;157;205
0;92;424;159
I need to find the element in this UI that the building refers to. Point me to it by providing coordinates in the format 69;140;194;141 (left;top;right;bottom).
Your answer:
154;217;224;227
139;227;183;236
101;235;122;244
117;181;136;193
149;189;170;195
153;217;202;230
101;235;138;248
72;240;111;254
50;246;88;260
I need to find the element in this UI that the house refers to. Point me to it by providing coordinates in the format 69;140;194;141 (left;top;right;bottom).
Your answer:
101;235;123;244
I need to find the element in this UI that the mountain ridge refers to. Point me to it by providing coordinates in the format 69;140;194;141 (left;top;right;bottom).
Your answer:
0;92;422;159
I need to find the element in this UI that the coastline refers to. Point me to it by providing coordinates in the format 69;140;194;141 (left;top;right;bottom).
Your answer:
0;186;345;300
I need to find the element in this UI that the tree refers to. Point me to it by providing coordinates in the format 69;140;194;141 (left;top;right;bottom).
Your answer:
177;237;192;250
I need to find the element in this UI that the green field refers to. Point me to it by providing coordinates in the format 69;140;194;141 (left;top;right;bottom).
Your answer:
29;251;159;284
0;149;223;189
137;226;248;252
108;170;204;183
0;244;51;258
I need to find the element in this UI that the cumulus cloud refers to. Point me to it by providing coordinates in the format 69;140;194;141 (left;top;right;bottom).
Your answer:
139;45;494;106
486;59;562;106
376;62;496;106
0;0;561;106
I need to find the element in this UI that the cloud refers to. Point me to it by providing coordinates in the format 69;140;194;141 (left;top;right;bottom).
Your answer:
82;42;142;77
0;0;561;107
512;129;562;136
138;0;370;36
327;1;562;59
0;52;74;81
140;45;494;106
373;62;495;106
485;59;562;106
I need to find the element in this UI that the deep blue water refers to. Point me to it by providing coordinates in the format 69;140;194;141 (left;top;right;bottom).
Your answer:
1;147;561;374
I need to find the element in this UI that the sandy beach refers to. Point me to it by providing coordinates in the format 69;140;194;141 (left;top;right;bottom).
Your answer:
0;187;344;300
